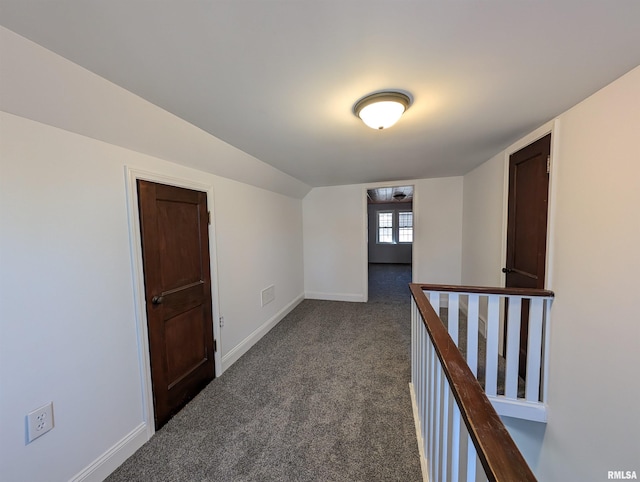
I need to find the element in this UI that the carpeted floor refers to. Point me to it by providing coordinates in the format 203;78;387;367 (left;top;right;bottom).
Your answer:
107;264;421;482
367;263;412;305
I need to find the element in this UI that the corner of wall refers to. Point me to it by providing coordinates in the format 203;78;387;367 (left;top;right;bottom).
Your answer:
221;293;305;371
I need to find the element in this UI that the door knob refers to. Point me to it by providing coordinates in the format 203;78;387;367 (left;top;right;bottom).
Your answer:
151;295;164;305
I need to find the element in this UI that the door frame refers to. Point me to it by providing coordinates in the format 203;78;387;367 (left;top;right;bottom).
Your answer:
361;182;417;301
125;167;222;438
500;119;559;290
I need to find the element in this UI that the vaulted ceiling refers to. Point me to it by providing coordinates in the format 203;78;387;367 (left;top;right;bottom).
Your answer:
1;1;639;187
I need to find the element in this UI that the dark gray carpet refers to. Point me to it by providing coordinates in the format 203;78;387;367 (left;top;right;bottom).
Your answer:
107;264;421;482
368;263;412;305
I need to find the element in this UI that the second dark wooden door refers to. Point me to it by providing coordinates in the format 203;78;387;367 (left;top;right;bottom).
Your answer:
504;133;551;378
137;180;215;429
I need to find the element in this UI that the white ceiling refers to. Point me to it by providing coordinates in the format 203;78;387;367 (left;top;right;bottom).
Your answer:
1;1;639;188
367;186;413;204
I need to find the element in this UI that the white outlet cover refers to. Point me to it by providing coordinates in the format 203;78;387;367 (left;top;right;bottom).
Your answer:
26;402;54;443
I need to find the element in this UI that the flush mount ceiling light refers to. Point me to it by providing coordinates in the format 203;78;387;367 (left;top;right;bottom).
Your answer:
353;91;412;130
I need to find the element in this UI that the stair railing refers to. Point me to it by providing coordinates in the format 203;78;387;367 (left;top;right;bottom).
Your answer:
410;283;539;481
418;283;554;422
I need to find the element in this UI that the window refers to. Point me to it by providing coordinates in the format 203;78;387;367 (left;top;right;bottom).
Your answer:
398;211;413;243
376;209;413;244
377;211;394;243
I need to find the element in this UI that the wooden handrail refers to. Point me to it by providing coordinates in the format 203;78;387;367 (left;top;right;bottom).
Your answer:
410;283;537;482
417;283;554;298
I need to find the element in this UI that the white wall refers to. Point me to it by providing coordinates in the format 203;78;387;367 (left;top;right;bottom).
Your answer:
303;185;367;302
215;178;304;365
461;65;640;481
0;110;306;481
0;111;305;482
0;28;306;482
461;152;505;287
303;177;463;301
412;177;463;284
536;64;640;482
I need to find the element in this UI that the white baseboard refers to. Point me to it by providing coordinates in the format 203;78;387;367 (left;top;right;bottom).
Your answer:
221;293;304;372
409;382;429;482
304;291;366;303
69;422;147;482
71;294;306;481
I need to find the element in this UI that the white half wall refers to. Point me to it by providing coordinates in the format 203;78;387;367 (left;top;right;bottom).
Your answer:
461;65;640;481
303;177;463;301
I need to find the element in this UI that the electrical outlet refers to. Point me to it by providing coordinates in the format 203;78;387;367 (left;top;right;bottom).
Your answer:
26;402;54;443
261;285;275;306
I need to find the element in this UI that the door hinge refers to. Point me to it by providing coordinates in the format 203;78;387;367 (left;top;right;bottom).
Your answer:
546;155;551;174
208;211;211;225
214;339;217;352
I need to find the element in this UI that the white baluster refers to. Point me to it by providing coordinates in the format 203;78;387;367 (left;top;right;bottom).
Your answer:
467;294;480;376
422;323;428;451
466;433;476;482
442;384;450;482
411;301;416;387
505;296;522;399
451;403;461;482
541;298;553;403
429;341;437;481
434;362;442;481
449;293;459;345
484;296;499;397
525;297;544;402
429;291;440;317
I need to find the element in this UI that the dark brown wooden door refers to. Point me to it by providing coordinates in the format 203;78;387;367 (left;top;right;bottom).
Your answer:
504;134;551;378
137;180;215;429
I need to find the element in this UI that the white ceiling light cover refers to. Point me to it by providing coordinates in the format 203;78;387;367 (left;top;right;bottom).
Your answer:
354;91;412;130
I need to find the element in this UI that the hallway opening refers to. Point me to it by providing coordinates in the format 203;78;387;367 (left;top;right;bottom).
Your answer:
366;185;413;302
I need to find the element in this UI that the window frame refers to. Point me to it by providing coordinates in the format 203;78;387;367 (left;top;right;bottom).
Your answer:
397;210;413;244
376;210;395;244
375;208;413;245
